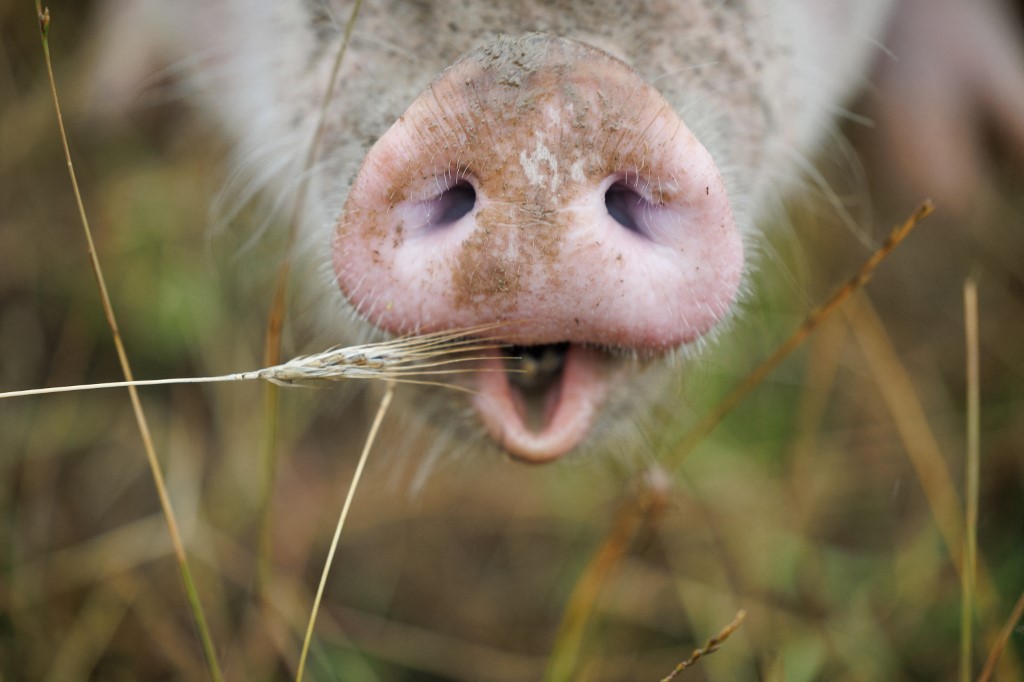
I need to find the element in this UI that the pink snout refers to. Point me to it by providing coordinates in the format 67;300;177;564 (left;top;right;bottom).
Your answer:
334;33;743;461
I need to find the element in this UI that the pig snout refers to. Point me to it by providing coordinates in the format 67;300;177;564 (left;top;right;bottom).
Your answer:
334;34;744;462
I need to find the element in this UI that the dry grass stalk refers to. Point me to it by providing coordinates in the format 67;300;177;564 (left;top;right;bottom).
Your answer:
543;486;667;681
295;381;395;682
546;202;932;678
978;587;1024;682
32;6;223;680
660;609;747;681
549;203;933;675
257;0;364;596
0;326;509;399
848;293;966;568
850;290;1021;677
666;200;934;471
962;279;980;682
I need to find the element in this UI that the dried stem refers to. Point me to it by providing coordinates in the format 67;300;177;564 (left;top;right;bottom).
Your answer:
665;200;934;471
258;0;364;596
851;292;1022;677
548;202;932;678
0;326;510;399
544;482;670;681
661;610;747;681
978;587;1024;682
850;294;966;565
295;381;395;682
962;279;980;682
32;5;222;680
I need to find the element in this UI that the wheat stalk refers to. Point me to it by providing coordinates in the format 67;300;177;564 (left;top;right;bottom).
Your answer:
0;325;511;400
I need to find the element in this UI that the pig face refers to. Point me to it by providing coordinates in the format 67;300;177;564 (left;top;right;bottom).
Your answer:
189;0;894;462
334;33;744;461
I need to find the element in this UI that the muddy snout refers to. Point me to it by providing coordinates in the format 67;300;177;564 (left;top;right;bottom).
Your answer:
334;33;743;461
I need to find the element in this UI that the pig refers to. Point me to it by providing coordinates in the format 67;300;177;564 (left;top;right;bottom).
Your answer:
88;0;1024;464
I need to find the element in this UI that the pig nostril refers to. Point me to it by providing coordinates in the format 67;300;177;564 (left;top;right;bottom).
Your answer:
429;181;476;227
604;182;651;235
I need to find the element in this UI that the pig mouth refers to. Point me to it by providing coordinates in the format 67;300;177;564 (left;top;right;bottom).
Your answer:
472;342;614;463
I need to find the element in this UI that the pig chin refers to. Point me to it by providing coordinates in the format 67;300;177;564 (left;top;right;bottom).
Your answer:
333;33;743;462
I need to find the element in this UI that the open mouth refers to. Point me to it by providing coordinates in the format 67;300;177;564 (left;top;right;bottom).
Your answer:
472;342;612;462
505;343;570;431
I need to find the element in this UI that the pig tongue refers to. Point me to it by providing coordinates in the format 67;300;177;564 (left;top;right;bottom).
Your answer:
473;346;608;462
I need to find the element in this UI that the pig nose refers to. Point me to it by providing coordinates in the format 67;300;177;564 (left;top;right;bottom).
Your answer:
334;33;743;350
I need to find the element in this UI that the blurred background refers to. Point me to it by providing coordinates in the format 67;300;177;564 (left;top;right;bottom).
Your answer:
1;1;1023;680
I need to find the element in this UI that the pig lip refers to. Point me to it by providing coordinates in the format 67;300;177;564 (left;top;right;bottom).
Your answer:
472;343;610;463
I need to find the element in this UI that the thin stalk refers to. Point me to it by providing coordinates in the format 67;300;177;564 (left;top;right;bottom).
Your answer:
0;366;496;399
666;200;934;471
547;202;933;677
661;610;747;681
258;0;363;592
850;295;966;568
978;587;1024;682
961;279;980;682
32;5;222;680
852;291;1022;677
295;382;395;682
1;328;511;399
543;494;656;681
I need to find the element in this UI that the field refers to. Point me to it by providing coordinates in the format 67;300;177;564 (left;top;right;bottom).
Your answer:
2;2;1023;680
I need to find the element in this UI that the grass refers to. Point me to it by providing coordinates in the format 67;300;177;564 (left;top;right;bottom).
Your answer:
31;5;221;679
2;2;1024;680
